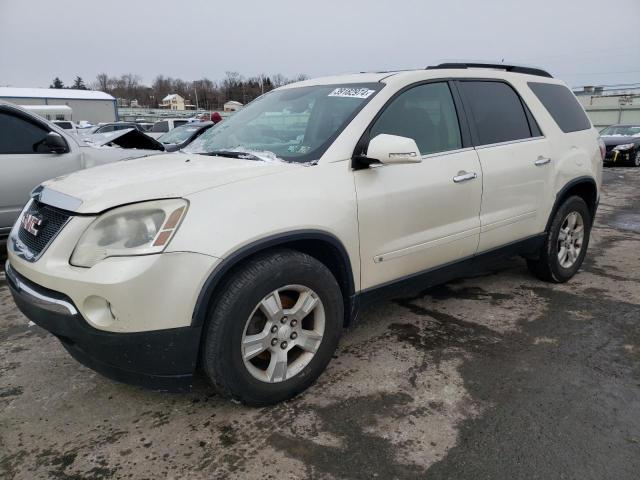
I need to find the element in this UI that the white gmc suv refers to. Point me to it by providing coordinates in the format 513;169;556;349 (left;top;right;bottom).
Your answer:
6;63;603;405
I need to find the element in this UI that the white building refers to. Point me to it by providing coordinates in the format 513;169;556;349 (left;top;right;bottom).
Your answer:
161;94;185;110
224;100;243;112
574;86;640;129
0;87;117;124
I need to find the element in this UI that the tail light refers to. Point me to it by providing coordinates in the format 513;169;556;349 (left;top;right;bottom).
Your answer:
598;137;606;161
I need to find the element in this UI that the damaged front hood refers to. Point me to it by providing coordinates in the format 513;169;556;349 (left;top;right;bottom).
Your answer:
85;128;166;151
39;153;298;213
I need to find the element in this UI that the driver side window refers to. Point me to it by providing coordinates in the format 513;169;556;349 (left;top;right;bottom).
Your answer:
0;112;50;154
370;82;462;156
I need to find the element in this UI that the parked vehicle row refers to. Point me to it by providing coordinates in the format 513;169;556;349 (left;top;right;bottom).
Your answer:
5;64;603;406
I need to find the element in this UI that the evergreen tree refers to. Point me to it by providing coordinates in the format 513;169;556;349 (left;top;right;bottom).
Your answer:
72;76;87;90
50;77;64;89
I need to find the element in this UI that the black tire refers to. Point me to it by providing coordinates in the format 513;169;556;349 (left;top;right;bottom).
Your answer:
527;196;592;283
201;249;343;406
627;150;640;167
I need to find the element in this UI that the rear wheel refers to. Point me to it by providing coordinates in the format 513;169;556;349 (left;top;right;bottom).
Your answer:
201;249;343;406
527;196;592;283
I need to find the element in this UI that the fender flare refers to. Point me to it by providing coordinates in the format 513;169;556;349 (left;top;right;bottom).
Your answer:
191;230;356;327
544;176;598;232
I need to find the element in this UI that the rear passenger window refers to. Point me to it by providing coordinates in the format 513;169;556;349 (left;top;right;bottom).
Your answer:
370;82;462;155
459;81;532;145
528;82;591;133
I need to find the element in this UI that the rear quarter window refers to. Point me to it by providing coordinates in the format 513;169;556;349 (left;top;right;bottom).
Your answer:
528;82;591;133
458;81;533;146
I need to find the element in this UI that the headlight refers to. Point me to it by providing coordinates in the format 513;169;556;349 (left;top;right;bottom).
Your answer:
613;143;634;151
70;199;188;268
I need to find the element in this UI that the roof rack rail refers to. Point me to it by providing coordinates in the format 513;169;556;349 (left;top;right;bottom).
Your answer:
426;62;553;78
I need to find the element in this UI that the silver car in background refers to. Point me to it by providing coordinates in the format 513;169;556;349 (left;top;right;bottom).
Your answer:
0;102;162;241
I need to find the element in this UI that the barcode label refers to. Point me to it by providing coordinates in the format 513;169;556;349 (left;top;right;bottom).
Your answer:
328;87;375;99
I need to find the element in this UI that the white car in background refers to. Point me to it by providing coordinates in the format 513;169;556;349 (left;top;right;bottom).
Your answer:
146;118;190;139
52;120;78;136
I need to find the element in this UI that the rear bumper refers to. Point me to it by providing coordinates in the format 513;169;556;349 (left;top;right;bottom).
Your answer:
6;261;202;391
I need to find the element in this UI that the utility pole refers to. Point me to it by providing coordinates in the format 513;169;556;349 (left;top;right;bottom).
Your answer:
194;82;199;110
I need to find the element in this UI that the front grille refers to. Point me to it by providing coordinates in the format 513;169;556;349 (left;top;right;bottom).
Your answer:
17;200;71;258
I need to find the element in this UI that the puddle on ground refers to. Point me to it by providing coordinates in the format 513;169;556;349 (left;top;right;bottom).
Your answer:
611;213;640;233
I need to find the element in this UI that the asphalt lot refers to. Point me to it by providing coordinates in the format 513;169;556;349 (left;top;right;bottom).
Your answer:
1;167;639;480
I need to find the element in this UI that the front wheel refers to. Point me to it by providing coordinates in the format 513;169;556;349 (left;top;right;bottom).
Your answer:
629;150;640;167
527;196;592;283
201;249;343;406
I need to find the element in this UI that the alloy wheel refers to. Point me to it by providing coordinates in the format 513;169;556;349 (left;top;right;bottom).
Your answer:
557;211;585;268
241;285;325;383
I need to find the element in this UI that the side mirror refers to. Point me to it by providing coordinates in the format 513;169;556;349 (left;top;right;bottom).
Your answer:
44;132;68;153
355;134;422;168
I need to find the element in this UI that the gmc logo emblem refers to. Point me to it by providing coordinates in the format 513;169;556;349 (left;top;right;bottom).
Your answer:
21;213;43;236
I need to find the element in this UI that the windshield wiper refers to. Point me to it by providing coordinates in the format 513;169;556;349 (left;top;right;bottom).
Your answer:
199;150;259;159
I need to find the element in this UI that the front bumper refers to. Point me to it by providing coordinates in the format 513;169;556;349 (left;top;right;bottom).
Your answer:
6;261;202;391
604;149;632;164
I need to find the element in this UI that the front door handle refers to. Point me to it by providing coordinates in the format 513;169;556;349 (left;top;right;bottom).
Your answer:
535;156;551;166
453;171;477;183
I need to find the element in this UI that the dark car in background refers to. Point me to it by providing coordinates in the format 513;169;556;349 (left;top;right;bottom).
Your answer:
600;124;640;167
156;121;214;152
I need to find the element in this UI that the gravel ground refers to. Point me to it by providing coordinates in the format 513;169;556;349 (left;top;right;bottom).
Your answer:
1;167;639;480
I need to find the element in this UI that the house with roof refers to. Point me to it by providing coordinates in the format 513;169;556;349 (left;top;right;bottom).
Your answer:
161;94;185;111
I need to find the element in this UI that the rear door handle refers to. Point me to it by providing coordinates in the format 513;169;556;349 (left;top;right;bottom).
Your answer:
534;156;551;166
453;171;477;183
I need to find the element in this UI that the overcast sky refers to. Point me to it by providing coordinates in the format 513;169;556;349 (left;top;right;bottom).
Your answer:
1;0;639;89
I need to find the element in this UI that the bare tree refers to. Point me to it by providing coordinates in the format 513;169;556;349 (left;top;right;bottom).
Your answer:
93;73;109;92
85;71;308;108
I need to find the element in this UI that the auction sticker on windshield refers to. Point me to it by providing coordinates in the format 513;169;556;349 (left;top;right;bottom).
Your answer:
328;87;375;99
